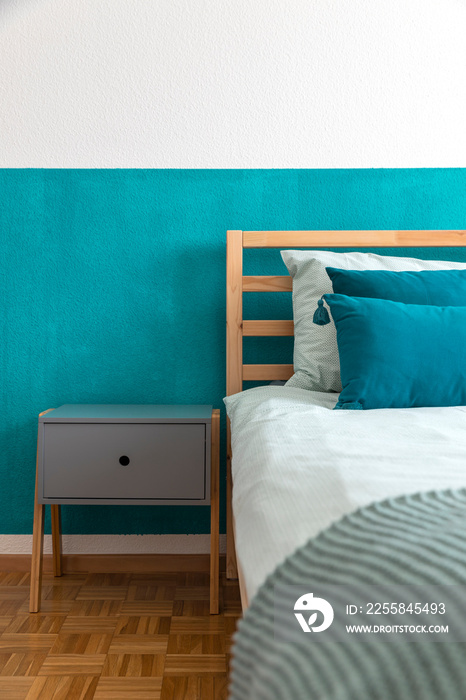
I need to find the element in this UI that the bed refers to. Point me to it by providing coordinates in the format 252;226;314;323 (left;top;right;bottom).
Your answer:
224;229;466;697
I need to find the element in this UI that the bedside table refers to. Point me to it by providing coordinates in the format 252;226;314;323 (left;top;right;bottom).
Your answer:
30;405;220;614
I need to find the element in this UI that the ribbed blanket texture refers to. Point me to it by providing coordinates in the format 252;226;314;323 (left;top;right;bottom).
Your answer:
230;489;466;700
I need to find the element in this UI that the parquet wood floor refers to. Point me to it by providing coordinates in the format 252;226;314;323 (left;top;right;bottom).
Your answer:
0;569;241;699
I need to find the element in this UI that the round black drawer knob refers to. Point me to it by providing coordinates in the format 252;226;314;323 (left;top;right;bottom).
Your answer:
119;455;130;466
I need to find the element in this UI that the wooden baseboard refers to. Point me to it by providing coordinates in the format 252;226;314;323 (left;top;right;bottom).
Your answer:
0;553;226;574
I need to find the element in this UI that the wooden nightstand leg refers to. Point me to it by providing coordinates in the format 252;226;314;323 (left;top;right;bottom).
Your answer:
51;505;62;577
30;463;45;613
210;409;220;614
30;408;55;613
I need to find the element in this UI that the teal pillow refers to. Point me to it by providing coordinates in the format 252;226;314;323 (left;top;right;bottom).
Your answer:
326;267;466;304
324;293;466;410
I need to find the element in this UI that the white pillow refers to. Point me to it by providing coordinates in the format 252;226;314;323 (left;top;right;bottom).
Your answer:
281;249;466;393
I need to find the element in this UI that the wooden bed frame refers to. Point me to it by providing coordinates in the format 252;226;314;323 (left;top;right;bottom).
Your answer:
226;228;466;608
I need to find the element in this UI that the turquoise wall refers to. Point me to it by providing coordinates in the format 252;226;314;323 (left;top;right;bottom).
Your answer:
2;168;466;536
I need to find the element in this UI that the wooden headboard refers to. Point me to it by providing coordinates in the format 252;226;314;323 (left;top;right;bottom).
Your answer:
225;229;466;581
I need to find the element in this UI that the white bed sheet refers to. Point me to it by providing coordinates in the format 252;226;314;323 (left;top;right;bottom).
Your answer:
224;386;466;603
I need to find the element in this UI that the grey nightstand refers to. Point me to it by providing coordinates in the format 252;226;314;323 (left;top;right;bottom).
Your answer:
30;405;220;614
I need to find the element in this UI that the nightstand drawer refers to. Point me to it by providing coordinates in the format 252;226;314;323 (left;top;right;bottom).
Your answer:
42;422;206;500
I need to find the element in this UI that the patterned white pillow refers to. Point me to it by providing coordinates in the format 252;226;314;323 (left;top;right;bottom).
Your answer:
281;249;466;393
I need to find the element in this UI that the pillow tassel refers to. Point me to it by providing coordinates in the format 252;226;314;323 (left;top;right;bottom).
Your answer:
313;297;330;326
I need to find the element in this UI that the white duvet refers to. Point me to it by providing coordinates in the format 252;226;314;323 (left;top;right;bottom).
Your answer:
224;386;466;603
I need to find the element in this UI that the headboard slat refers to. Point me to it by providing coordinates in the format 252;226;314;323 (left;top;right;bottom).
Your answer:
242;275;292;292
243;364;294;381
243;229;466;248
243;320;293;337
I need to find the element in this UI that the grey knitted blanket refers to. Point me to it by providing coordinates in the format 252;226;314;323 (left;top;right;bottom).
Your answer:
230;489;466;700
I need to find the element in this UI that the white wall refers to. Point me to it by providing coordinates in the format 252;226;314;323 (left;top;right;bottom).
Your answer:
1;0;466;168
